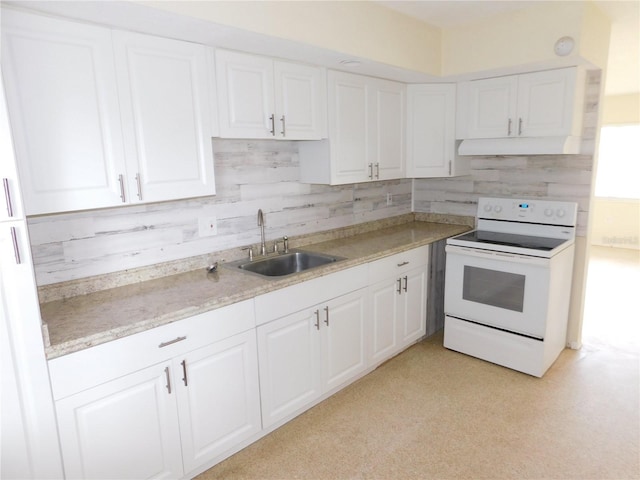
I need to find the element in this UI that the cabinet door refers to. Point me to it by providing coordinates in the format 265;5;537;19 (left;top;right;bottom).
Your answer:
113;31;216;202
322;289;367;391
257;308;321;428
398;266;428;347
274;61;327;140
177;330;261;473
216;50;275;139
0;221;64;478
56;362;183;480
328;71;372;184
1;10;128;214
373;79;405;180
517;68;578;137
464;76;518;139
406;84;457;178
0;79;24;222
369;279;400;365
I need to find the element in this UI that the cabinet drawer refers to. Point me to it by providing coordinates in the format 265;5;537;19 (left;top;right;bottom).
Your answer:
254;263;368;326
48;299;255;400
368;246;429;285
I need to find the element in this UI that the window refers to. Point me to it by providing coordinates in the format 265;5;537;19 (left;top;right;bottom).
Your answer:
595;124;640;199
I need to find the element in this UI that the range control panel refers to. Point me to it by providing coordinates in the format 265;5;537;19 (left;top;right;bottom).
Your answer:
477;197;578;226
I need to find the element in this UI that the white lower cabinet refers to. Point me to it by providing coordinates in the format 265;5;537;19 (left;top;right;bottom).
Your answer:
50;300;259;479
56;361;183;480
369;246;429;366
257;288;367;428
177;331;261;473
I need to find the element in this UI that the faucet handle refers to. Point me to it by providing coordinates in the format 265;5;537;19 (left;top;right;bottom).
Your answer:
283;236;289;253
242;246;254;261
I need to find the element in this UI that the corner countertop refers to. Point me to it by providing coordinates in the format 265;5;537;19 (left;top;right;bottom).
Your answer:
41;220;471;359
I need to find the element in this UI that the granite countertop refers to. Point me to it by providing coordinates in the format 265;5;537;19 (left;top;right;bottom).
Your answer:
41;220;471;359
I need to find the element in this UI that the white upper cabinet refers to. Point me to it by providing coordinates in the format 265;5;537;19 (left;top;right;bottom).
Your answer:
458;67;585;139
1;10;128;215
1;10;217;215
0;75;24;222
406;84;468;177
374;79;405;180
216;50;326;140
298;70;405;185
113;31;216;203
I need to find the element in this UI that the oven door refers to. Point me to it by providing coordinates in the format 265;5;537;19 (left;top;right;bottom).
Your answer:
444;245;550;339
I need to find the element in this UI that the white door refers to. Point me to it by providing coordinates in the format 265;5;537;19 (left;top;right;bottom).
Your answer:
257;308;321;428
0;80;23;221
0;221;64;478
406;84;456;178
464;75;518;139
517;68;577;137
113;31;216;202
274;61;326;140
369;278;400;364
177;330;261;473
398;266;428;347
322;289;367;391
56;362;183;480
1;10;128;214
373;79;405;180
328;71;371;184
216;50;275;138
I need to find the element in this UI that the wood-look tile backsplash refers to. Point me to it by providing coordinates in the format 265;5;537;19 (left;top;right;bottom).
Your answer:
27;140;412;285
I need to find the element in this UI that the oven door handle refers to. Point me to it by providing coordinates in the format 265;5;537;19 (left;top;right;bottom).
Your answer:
445;245;550;266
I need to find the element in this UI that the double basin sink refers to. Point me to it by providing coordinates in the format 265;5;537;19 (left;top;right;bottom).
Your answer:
225;250;345;278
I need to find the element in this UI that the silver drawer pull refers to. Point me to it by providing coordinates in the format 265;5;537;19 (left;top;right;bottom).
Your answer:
181;360;188;387
159;336;187;348
3;178;14;218
397;261;409;267
164;367;172;394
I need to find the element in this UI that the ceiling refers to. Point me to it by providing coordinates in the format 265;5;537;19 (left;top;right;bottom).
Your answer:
376;0;640;95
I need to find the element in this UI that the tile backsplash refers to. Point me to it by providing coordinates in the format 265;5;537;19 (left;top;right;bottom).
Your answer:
28;140;412;286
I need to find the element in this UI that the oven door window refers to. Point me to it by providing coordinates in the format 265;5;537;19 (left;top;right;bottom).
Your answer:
462;266;525;312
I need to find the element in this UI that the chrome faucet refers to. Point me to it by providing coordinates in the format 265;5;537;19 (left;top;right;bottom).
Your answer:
257;209;266;256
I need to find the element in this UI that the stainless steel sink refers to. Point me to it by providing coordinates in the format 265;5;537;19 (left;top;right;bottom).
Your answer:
226;250;345;278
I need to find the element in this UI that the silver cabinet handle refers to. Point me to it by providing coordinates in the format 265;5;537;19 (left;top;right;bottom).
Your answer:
314;310;320;330
118;174;126;203
368;163;373;180
518;118;523;136
397;278;402;294
158;336;187;348
164;367;172;394
403;275;408;293
10;227;21;264
135;173;142;200
324;306;329;326
3;178;14;218
280;115;286;137
269;114;275;136
507;118;512;136
181;360;188;387
397;261;409;267
375;163;380;179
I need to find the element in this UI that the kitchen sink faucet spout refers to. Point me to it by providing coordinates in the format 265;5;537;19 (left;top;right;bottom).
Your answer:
257;209;266;256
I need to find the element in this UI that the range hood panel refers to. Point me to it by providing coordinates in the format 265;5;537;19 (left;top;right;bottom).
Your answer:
457;136;581;156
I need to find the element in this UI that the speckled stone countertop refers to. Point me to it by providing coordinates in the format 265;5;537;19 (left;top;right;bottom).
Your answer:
41;219;471;359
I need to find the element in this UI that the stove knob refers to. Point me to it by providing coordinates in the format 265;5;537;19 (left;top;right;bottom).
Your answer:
556;209;566;218
544;208;554;217
483;204;492;212
494;205;502;213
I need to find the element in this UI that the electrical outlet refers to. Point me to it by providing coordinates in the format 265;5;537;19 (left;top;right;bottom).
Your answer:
387;193;393;206
198;215;217;237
